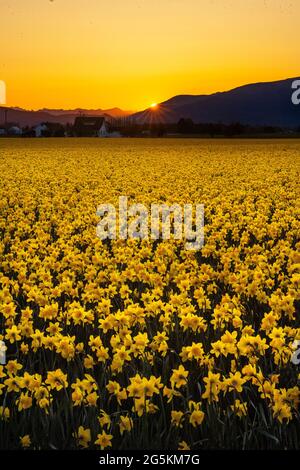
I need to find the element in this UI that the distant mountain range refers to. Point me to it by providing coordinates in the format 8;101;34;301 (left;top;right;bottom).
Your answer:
37;107;132;118
0;106;132;127
134;77;300;127
1;77;300;128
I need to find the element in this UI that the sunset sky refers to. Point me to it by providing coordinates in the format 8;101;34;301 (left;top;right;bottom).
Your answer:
0;0;299;111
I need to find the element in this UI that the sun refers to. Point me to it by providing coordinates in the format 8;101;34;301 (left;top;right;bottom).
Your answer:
150;102;158;109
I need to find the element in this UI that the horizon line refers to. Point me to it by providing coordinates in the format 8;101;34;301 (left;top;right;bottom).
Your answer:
2;74;300;114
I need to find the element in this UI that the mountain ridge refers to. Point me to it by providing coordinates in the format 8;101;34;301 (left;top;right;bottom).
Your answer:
0;106;132;127
1;77;300;128
134;77;300;127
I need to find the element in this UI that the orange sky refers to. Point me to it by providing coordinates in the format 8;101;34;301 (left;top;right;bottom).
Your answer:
0;0;299;111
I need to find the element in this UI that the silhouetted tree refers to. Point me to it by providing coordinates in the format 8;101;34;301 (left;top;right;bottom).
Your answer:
177;118;194;134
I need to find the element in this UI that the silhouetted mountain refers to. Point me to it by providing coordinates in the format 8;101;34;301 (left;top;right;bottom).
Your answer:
0;107;132;127
2;78;299;129
133;77;300;127
38;107;132;117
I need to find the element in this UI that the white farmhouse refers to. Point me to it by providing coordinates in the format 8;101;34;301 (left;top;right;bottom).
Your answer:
34;123;49;137
97;120;110;137
74;116;112;137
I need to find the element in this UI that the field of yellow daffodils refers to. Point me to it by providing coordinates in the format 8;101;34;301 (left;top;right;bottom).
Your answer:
0;138;299;450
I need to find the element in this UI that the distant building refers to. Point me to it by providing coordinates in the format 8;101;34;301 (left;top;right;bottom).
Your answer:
34;122;65;137
73;116;110;137
8;126;22;136
35;123;49;137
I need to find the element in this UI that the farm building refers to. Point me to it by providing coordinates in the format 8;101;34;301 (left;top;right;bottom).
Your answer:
73;116;111;137
35;123;49;137
8;126;22;136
